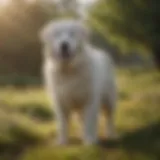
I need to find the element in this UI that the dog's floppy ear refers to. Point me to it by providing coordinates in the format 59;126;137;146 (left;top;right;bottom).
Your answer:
39;25;50;43
38;21;54;43
39;24;47;43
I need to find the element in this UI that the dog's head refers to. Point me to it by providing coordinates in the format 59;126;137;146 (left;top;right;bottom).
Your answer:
39;19;89;61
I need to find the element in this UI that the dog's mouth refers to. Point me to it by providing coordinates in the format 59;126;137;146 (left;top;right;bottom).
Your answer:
61;51;71;59
60;42;72;60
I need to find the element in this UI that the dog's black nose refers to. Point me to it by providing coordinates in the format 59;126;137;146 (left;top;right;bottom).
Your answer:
61;42;70;58
61;42;69;52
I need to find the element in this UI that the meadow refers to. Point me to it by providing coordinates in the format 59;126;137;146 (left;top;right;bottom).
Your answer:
0;68;160;160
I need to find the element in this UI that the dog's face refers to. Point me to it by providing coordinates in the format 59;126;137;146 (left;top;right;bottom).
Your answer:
40;19;89;61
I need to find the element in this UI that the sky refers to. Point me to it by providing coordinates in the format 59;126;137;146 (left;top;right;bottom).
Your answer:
0;0;96;9
0;0;95;5
80;0;95;4
0;0;7;4
0;0;96;20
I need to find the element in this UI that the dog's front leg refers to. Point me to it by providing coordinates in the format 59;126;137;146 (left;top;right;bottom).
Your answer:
83;99;100;145
54;105;69;145
45;80;69;145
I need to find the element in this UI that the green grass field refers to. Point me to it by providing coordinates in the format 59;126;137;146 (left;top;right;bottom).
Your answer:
0;69;160;160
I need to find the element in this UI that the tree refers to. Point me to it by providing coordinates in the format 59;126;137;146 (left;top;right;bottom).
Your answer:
55;0;82;18
0;0;56;76
88;0;160;69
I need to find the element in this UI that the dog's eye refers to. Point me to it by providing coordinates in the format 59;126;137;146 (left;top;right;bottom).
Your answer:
53;29;63;38
70;30;75;37
53;32;60;38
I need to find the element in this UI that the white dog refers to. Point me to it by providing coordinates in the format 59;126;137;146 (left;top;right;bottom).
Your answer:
39;19;117;145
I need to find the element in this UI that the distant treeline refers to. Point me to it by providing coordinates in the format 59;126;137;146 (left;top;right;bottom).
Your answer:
0;0;154;79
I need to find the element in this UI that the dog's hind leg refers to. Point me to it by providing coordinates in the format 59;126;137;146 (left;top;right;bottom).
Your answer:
82;98;101;145
103;95;117;139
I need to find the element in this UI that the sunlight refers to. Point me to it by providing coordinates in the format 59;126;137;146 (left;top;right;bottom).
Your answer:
0;0;9;5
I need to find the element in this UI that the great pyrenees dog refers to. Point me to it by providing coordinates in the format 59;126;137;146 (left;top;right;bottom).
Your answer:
39;19;117;145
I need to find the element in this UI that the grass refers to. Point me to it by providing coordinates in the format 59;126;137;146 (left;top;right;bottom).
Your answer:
0;68;160;160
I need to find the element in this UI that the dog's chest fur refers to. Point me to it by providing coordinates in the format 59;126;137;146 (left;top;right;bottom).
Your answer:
54;64;92;109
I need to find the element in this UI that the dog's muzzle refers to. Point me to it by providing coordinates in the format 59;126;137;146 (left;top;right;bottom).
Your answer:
60;41;71;59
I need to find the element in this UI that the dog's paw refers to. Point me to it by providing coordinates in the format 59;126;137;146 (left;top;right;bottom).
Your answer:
106;132;119;140
83;139;99;146
55;138;68;146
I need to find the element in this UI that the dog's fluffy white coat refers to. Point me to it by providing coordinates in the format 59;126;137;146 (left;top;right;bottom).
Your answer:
40;19;117;145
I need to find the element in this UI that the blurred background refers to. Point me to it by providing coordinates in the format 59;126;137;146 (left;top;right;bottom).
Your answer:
0;0;160;160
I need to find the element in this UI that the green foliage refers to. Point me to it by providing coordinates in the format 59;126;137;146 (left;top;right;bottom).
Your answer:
21;147;104;160
0;69;160;160
0;75;41;87
88;0;160;53
19;103;54;121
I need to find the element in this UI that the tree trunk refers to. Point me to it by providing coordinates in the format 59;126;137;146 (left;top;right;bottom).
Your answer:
153;46;160;70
